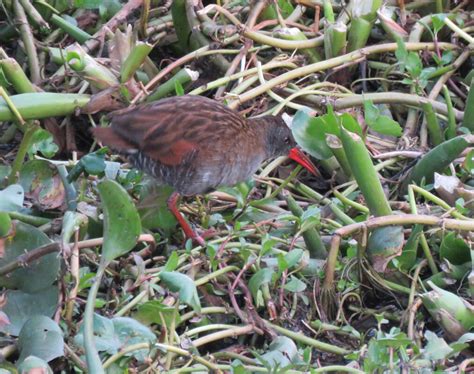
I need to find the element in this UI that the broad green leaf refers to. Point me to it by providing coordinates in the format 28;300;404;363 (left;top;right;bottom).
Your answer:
18;316;64;363
249;268;274;299
138;184;177;231
17;356;53;374
339;113;362;136
291;109;333;160
159;271;201;312
0;184;24;211
284;276;307;292
28;129;58;159
98;179;141;262
67;148;108;183
75;314;156;362
440;232;471;265
364;100;402;137
0;222;58;292
285;247;304;268
135;300;180;327
258;336;297;368
0;286;58;335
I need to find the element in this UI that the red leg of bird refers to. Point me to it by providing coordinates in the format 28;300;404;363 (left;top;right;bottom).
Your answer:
167;192;206;246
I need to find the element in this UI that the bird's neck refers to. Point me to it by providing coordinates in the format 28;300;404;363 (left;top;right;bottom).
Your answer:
248;116;278;158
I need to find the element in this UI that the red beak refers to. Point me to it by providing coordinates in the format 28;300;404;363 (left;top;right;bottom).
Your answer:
288;148;319;176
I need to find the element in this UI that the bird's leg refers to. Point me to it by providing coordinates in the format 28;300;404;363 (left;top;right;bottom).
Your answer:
167;192;206;246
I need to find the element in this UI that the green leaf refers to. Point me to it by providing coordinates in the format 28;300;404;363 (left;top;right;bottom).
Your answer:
0;222;58;292
339;113;362;136
164;251;179;272
0;184;24;211
159;271;201;312
431;14;446;34
67;148;108;183
291;109;333;160
249;268;274;299
406;52;423;77
17;356;53;374
18;316;64;363
0;212;12;236
395;38;408;71
75;314;156;362
135;300;180;327
440;232;471;265
0;286;59;336
284;276;306;292
364;100;402;137
423;331;452;361
98;179;141;262
258;336;297;368
28;129;58;159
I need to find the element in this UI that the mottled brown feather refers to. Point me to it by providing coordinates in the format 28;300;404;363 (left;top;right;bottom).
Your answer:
91;95;297;195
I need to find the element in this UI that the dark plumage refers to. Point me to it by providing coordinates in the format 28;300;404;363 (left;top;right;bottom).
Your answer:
92;95;315;244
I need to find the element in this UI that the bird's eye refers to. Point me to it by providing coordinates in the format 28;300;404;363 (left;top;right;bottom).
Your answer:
284;136;291;144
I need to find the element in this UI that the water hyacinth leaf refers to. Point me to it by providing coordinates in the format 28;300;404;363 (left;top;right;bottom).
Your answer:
17;356;53;374
109;317;156;361
249;268;274;300
284;276;306;292
0;222;59;292
18;316;64;363
0;286;58;336
291;109;333;160
159;271;201;312
28;128;59;158
0;184;24;211
19;160;65;211
135;300;181;327
75;314;156;362
440;232;471;265
364;100;402;137
97;179;141;262
138;184;177;231
367;226;404;272
67;148;108;183
258;336;298;368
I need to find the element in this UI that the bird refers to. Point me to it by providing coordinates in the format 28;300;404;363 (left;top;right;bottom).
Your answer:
92;95;316;245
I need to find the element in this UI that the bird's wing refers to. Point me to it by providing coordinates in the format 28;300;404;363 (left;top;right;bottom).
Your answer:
94;96;247;166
